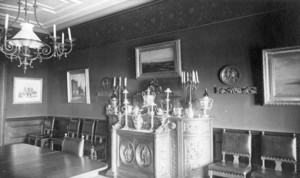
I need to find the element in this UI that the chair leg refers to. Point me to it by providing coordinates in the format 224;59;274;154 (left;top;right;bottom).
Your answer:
50;142;54;150
34;138;38;146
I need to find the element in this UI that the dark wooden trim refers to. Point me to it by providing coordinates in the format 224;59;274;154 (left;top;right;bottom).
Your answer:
4;116;45;145
0;63;6;146
3;116;109;145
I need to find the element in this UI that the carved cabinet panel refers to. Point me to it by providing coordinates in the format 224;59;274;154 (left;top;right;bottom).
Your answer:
114;129;175;178
176;117;213;178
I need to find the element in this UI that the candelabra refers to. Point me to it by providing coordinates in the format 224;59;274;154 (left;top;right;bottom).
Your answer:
181;70;200;118
106;76;127;115
112;76;127;112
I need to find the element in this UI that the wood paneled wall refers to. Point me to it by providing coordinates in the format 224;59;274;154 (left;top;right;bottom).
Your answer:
4;116;108;145
4;117;45;145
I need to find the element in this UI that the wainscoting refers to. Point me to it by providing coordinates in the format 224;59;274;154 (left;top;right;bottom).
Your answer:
3;117;299;173
4;117;45;144
4;116;108;145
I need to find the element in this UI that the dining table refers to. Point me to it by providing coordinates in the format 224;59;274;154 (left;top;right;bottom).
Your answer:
0;143;108;178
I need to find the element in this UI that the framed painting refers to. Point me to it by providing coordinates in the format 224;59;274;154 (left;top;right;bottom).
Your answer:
13;77;43;104
135;39;182;79
263;46;300;105
67;68;90;104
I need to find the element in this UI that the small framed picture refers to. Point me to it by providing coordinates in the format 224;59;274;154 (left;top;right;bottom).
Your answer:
67;68;91;104
13;77;43;104
135;39;182;79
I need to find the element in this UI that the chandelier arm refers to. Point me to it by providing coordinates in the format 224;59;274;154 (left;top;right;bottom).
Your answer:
63;43;73;57
33;0;51;36
8;0;22;28
24;0;29;22
37;44;55;60
1;40;17;56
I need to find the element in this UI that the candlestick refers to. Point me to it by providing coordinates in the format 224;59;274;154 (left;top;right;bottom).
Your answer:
181;71;184;83
196;70;199;83
187;72;189;82
151;103;154;130
192;70;196;83
123;89;129;129
113;77;116;87
165;88;171;117
119;77;121;86
123;89;128;100
124;77;127;87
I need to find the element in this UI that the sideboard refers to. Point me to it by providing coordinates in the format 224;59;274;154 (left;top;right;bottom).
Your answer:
108;114;213;178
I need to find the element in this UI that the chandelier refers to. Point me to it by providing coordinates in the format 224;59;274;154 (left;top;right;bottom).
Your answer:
0;0;74;73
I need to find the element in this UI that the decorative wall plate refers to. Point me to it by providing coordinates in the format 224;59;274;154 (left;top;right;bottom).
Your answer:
219;66;241;85
101;77;112;90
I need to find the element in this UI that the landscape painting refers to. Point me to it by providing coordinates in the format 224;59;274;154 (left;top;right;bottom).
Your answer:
67;68;90;104
135;40;182;79
141;47;175;73
263;46;300;105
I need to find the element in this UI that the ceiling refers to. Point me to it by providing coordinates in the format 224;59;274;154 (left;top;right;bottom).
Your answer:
0;0;156;34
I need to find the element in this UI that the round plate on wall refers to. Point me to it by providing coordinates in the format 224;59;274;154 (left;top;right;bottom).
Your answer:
101;77;112;90
219;66;241;85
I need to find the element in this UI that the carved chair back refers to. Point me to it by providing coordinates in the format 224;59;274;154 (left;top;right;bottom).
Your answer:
67;118;81;138
42;116;55;136
94;120;107;144
222;130;252;166
80;119;96;142
62;134;84;157
251;132;298;178
208;129;252;178
92;120;108;161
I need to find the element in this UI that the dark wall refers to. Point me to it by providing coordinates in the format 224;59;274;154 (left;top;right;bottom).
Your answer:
47;5;300;133
5;60;48;118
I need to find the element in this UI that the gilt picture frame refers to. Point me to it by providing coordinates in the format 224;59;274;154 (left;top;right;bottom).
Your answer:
67;68;90;104
135;39;182;79
263;46;300;105
13;77;43;104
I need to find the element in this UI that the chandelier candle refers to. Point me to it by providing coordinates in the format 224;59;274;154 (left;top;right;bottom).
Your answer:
5;14;9;30
53;24;56;39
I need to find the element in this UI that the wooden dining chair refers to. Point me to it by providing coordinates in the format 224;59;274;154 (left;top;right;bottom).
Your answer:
61;133;85;157
93;119;108;161
51;118;81;150
208;129;252;178
251;132;299;178
27;116;55;148
80;119;96;158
